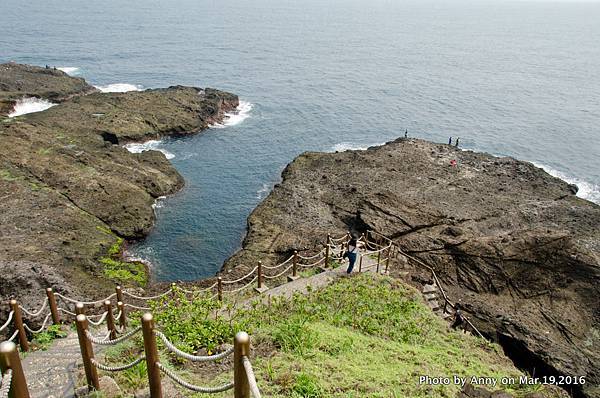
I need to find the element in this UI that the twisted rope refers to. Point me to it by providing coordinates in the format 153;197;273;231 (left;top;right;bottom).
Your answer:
223;276;258;294
297;248;325;260
85;326;142;346
91;356;145;372
157;363;234;393
243;356;262;398
19;298;48;318
0;311;14;332
0;369;12;398
122;290;170;301
154;330;234;362
299;257;325;268
7;330;18;342
261;255;294;270
55;292;116;306
23;313;52;334
86;312;108;327
57;308;76;317
124;303;151;311
263;263;294;280
222;266;258;285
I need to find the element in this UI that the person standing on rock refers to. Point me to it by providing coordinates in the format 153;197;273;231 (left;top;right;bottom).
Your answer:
455;137;460;147
405;129;408;138
343;237;359;274
449;137;452;145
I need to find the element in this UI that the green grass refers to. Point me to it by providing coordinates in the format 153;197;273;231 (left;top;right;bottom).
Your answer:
100;257;147;287
31;325;68;351
87;274;558;397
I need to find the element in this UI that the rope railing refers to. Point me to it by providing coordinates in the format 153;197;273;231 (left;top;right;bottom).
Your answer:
261;254;294;270
222;266;259;285
223;276;258;295
18;298;48;318
154;330;234;362
55;292;116;306
7;331;18;343
243;356;262;398
85;326;142;346
263;263;294;280
0;312;13;333
122;290;171;301
91;356;145;372
157;363;234;393
0;369;11;398
23;313;52;334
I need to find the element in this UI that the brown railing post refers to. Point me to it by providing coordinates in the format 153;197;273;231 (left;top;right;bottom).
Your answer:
359;254;363;273
46;288;60;325
234;331;250;398
0;341;30;398
376;250;381;273
104;300;117;340
9;300;28;352
254;261;268;293
75;302;85;316
325;243;330;268
75;314;99;392
288;251;299;281
384;246;391;274
117;301;127;329
142;313;162;398
217;277;223;301
115;285;124;304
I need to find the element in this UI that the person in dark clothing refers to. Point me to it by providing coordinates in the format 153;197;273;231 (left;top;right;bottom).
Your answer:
451;303;465;330
455;137;460;147
404;129;408;138
342;237;359;274
449;136;452;145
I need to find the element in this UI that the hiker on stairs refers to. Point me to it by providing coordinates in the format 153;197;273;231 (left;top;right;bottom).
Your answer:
451;303;466;330
342;237;359;274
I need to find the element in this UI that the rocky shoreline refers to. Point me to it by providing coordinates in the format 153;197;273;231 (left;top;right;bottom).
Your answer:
0;63;238;312
221;138;599;398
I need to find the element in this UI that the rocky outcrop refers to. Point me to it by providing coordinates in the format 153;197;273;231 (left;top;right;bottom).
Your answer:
0;63;97;116
223;138;600;397
0;64;238;313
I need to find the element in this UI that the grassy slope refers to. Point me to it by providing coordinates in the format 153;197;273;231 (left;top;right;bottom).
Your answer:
97;274;562;397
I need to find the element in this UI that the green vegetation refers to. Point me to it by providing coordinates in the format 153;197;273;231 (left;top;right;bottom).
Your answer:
92;274;555;397
0;169;20;182
100;257;147;287
107;236;124;256
31;325;68;350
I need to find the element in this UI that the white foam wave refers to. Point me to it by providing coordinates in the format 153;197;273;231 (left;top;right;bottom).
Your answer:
124;140;175;159
8;97;57;117
532;162;600;204
256;183;271;199
95;83;143;93
211;101;253;128
152;196;167;210
57;67;80;75
329;142;385;152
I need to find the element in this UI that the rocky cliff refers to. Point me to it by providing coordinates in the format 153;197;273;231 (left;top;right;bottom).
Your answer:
223;138;600;398
0;64;238;312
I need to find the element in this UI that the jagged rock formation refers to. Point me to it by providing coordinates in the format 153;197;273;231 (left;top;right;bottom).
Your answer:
0;63;97;116
0;64;238;312
223;138;600;398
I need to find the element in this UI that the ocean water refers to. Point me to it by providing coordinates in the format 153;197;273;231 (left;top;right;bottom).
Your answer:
1;0;598;281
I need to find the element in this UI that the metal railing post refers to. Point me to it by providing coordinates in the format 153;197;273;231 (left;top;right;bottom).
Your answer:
9;300;28;352
117;301;126;329
217;277;223;302
104;300;117;340
359;254;363;273
142;313;162;398
234;332;250;398
75;314;99;392
0;341;30;398
115;285;124;304
46;288;60;325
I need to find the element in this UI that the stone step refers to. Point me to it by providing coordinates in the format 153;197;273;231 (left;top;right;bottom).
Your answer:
422;284;437;294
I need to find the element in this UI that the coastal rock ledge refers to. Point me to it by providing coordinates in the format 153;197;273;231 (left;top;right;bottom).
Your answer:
0;63;238;312
224;138;600;398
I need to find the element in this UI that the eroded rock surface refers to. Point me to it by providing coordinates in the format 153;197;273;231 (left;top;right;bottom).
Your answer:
224;138;600;397
0;64;238;315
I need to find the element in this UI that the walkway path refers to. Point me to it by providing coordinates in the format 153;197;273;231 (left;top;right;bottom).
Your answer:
17;248;382;397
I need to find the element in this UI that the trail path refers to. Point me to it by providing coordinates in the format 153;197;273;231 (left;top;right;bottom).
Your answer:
17;249;383;397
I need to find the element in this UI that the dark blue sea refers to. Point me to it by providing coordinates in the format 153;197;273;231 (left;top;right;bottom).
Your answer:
1;0;598;281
